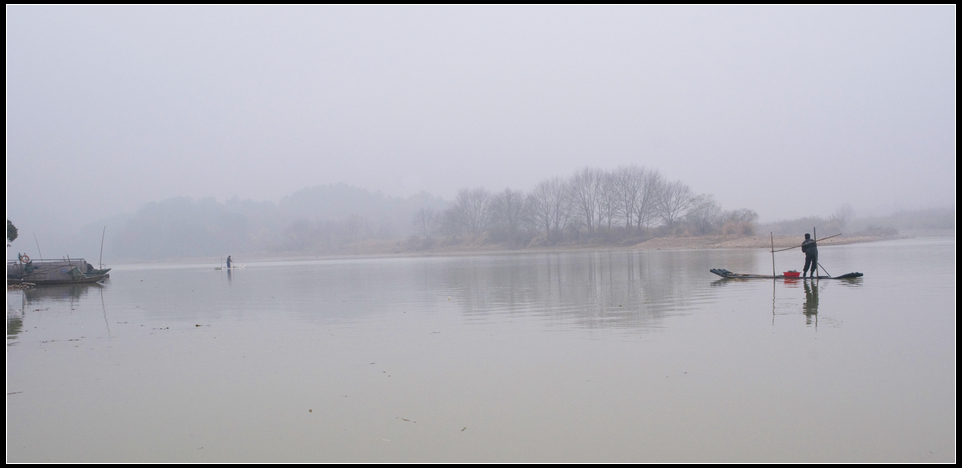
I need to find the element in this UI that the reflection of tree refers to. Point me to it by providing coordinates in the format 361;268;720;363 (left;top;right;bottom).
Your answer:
803;281;819;325
442;250;723;330
7;316;23;338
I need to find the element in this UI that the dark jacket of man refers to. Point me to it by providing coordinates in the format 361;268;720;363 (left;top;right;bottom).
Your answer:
801;235;818;276
801;238;818;258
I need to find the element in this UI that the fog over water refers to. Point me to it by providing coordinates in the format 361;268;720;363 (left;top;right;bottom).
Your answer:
6;5;956;258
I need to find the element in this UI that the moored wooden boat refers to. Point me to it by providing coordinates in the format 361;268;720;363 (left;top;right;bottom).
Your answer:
7;258;110;285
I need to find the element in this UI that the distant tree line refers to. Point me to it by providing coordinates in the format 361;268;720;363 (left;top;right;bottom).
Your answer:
762;205;955;237
102;171;760;260
19;181;945;262
409;165;758;249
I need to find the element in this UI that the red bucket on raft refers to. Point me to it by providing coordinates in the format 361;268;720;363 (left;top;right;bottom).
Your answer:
783;271;801;278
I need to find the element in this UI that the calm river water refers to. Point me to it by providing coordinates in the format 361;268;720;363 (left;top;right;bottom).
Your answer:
6;236;955;462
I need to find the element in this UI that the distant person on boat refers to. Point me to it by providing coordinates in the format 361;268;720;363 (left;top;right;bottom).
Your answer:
226;256;232;269
801;234;818;278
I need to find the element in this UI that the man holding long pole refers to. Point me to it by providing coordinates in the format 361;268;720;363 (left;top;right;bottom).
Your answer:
801;233;818;278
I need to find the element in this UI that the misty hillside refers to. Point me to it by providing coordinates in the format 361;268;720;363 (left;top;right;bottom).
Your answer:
106;185;449;261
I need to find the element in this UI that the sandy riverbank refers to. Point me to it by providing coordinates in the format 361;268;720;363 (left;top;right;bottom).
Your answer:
327;233;893;258
629;234;889;251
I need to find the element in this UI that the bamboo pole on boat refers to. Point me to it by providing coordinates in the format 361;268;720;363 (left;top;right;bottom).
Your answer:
771;232;776;278
771;233;842;253
814;227;834;278
99;226;106;269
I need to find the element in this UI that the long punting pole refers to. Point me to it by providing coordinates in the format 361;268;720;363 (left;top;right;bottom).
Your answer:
771;233;842;253
771;232;776;278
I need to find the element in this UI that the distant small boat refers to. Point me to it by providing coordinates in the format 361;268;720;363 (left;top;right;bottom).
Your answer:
7;257;111;285
710;268;863;280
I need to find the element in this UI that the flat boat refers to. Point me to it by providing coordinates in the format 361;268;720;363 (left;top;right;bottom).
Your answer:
710;268;863;280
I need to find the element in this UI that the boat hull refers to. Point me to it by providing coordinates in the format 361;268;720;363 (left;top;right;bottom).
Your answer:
7;274;109;285
7;258;111;286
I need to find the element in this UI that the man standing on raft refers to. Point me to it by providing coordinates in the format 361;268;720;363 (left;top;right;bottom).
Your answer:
801;234;818;278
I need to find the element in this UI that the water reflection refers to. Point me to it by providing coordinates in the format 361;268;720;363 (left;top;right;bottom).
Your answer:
23;283;104;305
8;249;873;337
7;283;111;341
6;309;23;342
803;280;819;325
437;250;731;329
8;249;844;335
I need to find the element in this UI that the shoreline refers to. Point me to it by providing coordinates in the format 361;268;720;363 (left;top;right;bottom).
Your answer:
248;233;901;261
628;233;891;251
40;233;933;268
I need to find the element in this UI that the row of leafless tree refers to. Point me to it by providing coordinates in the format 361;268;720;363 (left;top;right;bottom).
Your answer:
413;165;758;245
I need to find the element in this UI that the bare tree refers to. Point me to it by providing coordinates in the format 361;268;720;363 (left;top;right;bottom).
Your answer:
489;188;530;241
596;170;618;229
720;208;758;235
658;180;693;228
634;169;664;231
439;207;465;237
612;165;644;229
831;204;855;232
528;177;570;240
412;207;439;238
568;167;602;233
685;194;722;235
453;187;492;236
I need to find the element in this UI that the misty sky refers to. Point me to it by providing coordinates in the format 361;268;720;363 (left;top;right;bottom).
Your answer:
6;5;956;246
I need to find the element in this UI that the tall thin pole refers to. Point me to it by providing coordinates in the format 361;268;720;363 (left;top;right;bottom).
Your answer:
33;233;43;260
99;226;106;268
771;233;841;253
771;232;776;278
